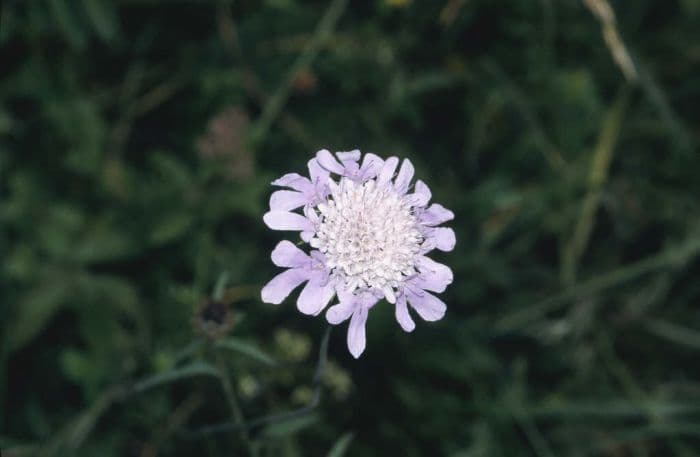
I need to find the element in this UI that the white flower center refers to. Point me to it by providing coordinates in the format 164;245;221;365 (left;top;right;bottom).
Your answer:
309;177;422;302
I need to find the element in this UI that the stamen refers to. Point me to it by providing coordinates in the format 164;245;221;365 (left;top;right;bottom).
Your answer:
310;177;422;302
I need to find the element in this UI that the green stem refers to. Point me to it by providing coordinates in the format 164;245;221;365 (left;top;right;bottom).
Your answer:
213;271;230;301
497;231;700;332
560;84;630;286
216;354;257;457
0;352;6;431
185;326;333;440
250;0;349;147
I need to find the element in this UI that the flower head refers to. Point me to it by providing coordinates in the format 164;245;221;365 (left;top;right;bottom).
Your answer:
193;297;235;340
262;150;455;358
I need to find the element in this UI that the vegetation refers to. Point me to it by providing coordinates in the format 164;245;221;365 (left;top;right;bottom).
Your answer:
1;0;699;455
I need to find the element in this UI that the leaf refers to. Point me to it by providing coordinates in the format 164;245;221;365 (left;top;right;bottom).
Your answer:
149;211;194;245
261;413;318;438
133;361;218;394
645;319;700;351
0;444;39;457
71;223;135;264
0;107;13;134
0;5;14;43
327;432;354;457
76;273;141;321
47;0;87;49
61;348;91;383
215;338;277;366
4;271;74;354
150;153;193;188
81;0;120;43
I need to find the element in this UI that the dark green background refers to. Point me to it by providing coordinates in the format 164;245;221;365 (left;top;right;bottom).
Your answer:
2;0;700;455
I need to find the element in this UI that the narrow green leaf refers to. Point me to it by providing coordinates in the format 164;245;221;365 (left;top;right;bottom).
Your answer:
133;361;218;394
327;432;354;457
71;225;134;264
646;319;700;351
215;337;277;366
0;107;12;134
213;271;230;301
0;444;38;457
81;0;119;43
5;273;73;354
149;212;194;245
47;0;87;49
262;413;318;438
528;400;700;419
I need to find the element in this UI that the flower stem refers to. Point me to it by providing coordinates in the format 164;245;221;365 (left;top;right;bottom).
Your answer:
183;326;333;441
216;353;258;457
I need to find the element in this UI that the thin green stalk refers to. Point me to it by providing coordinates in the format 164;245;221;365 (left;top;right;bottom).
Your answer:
216;1;316;148
508;360;556;457
634;56;696;155
37;385;126;457
250;0;349;146
597;332;697;456
216;353;257;457
0;352;6;431
560;84;630;285
481;60;567;172
583;0;638;81
186;326;333;440
213;270;230;301
497;230;700;332
645;320;700;351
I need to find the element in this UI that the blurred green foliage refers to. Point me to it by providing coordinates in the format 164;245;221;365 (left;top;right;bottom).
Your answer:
2;0;700;456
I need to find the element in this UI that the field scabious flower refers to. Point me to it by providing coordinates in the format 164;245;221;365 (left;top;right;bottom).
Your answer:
262;150;455;358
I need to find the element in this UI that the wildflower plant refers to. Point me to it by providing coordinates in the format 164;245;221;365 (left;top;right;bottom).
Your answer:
262;150;456;357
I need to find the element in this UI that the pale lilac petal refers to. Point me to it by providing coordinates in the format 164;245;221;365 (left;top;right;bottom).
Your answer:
431;227;456;252
307;158;329;184
377;156;399;187
309;250;326;264
347;305;369;358
304;205;320;224
301;231;314;242
394;158;415;195
414;256;453;293
359;153;384;180
316;149;345;175
382;287;396;304
337;150;360;175
412;270;452;294
408;180;431;207
411;270;451;294
269;190;309;211
359;291;381;308
343;163;359;176
301;210;320;242
272;173;312;193
406;289;447;322
261;268;308;304
297;274;335;315
326;299;356;324
336;150;361;163
271;240;309;268
395;294;415;332
263;211;314;231
420;203;455;226
419;237;437;254
327;176;340;196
